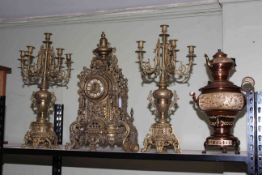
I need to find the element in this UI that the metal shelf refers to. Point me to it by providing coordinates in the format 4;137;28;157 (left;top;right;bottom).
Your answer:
2;145;248;163
2;145;249;174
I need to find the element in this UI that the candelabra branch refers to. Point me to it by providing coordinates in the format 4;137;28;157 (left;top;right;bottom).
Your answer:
174;46;196;84
136;41;160;83
19;35;73;88
136;27;196;86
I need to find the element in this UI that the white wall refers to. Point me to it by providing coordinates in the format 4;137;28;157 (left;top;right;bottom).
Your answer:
222;0;262;153
1;0;259;174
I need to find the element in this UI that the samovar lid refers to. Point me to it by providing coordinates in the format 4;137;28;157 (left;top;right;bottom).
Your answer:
212;49;234;64
200;49;240;93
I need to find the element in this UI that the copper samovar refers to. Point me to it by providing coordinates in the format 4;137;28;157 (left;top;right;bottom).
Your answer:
191;49;249;154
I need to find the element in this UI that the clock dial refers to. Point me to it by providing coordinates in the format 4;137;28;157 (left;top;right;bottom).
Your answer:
85;77;107;99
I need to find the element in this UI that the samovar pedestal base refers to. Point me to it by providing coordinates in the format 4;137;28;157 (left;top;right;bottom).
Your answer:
202;135;240;154
23;121;58;148
142;122;180;153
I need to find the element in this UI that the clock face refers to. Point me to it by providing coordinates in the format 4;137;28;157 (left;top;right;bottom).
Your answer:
85;77;107;99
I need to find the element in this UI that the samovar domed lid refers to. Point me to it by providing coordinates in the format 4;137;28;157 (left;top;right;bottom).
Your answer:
212;49;234;64
200;49;240;92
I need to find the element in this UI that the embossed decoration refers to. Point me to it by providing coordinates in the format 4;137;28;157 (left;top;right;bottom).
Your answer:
198;92;245;111
191;49;254;154
66;32;139;152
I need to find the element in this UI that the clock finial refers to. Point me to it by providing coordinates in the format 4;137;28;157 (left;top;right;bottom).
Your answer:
93;32;112;57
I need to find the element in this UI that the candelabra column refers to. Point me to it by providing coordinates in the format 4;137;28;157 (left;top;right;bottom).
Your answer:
136;25;196;153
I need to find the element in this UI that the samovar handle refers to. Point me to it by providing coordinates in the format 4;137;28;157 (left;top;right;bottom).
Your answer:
241;76;255;92
190;92;198;104
204;54;212;68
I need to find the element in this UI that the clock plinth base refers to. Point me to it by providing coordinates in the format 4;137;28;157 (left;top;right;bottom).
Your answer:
67;111;139;152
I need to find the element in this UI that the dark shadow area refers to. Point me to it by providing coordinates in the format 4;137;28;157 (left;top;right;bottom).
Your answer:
3;155;247;174
63;157;247;173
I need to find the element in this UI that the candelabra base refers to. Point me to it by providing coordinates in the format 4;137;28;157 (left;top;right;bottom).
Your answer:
141;122;180;153
23;121;58;148
203;135;240;154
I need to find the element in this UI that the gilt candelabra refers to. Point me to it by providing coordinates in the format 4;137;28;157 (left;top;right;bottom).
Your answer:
19;33;72;148
136;24;196;153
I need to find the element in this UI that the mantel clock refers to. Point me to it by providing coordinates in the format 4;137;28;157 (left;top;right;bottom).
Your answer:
67;32;139;152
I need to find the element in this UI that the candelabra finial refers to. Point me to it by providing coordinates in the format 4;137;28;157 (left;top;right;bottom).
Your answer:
136;24;196;153
44;32;52;41
160;24;169;34
19;33;72;148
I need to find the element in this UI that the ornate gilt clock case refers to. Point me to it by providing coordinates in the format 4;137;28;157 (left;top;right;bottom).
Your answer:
67;32;139;152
